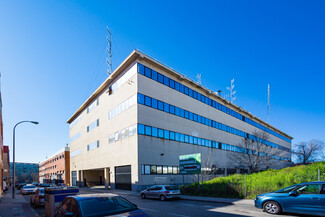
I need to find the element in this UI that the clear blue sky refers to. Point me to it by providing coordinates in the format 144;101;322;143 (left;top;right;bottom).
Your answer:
0;1;324;163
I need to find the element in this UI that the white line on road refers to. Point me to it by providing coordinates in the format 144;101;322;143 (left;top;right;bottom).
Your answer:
138;207;159;212
168;213;190;217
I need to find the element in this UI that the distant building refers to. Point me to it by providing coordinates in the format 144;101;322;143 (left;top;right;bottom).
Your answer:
67;50;292;191
39;146;70;184
10;162;39;183
3;146;9;185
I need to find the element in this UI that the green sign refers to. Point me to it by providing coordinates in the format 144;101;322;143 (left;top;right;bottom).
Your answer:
179;153;201;174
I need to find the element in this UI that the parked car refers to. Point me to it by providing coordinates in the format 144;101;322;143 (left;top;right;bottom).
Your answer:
30;188;45;207
55;194;151;217
21;185;37;195
17;183;26;190
254;181;325;216
140;185;181;201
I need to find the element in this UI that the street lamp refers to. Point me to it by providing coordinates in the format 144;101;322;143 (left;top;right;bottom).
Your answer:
12;120;39;198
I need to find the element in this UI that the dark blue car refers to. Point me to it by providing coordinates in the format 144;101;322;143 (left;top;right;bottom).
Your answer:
55;193;151;217
254;181;325;216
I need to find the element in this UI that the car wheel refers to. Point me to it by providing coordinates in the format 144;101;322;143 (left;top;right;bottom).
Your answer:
141;193;146;199
160;195;166;201
263;201;282;215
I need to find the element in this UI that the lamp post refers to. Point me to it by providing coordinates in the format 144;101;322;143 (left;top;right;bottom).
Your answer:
12;121;39;198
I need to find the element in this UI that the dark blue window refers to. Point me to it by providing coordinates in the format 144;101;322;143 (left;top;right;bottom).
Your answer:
212;121;216;128
179;84;184;93
170;79;175;89
193;91;198;99
158;101;164;111
198;138;202;145
158;129;164;138
201;95;206;103
175;82;180;91
189;89;193;97
184;86;189;95
197;93;201;101
170;105;175;114
138;63;144;75
170;132;175;140
201;117;206;125
175;107;180;116
194;137;198;145
152;70;158;81
197;115;202;123
205;97;209;104
180;134;185;142
138;124;144;134
138;93;144;104
164;102;169;113
145;126;152;136
207;98;211;106
189;112;193;120
164;130;170;139
175;133;180;141
184;135;189;143
184;110;189;119
212;141;216;148
212;100;216;108
179;108;184;117
152;127;158;137
145;96;151;107
158;73;164;84
152;98;158;109
193;114;198;122
189;136;194;144
164;76;169;86
144;67;151;78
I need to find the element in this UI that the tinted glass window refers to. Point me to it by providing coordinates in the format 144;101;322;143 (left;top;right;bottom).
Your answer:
164;76;169;86
158;101;164;111
170;105;175;114
138;93;144;104
144;67;151;78
165;186;178;190
138;64;144;75
138;124;144;135
152;70;158;81
170;79;175;89
164;103;169;113
158;73;164;84
152;98;158;109
152;127;158;137
145;96;151;107
274;185;300;193
297;184;321;194
145;126;152;136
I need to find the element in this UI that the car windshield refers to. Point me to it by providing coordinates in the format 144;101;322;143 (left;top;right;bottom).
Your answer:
165;186;178;190
79;196;137;217
24;186;35;189
274;185;300;193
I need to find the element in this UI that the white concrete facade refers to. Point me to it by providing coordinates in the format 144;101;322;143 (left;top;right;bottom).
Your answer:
67;50;292;191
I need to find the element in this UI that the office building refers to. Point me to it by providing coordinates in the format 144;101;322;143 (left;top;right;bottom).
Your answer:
10;162;39;183
67;50;292;191
39;146;70;184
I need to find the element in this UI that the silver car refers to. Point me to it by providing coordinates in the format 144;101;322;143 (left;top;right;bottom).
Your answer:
21;185;37;195
140;185;181;201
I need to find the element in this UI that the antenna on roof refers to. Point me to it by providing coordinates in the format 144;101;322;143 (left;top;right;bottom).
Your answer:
106;26;112;75
196;73;201;85
226;78;236;103
267;84;270;121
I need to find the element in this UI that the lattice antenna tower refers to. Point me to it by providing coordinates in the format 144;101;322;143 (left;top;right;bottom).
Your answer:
196;73;201;85
226;78;236;103
106;27;112;75
267;84;270;121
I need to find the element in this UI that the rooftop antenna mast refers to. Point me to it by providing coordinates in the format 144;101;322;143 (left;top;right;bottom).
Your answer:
106;27;112;75
267;84;270;121
196;73;201;85
226;78;236;103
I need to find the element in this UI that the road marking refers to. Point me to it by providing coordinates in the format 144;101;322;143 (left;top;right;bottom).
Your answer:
138;207;159;212
168;213;189;217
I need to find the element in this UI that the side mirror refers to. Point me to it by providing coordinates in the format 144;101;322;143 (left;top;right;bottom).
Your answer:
289;191;297;196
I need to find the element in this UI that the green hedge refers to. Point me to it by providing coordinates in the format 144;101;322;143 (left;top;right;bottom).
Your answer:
181;161;325;199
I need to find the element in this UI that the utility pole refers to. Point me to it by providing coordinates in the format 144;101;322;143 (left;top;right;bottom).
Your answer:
106;27;112;75
196;73;201;85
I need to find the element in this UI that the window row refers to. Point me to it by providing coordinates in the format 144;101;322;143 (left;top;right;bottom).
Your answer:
141;164;179;175
87;119;99;132
137;124;290;161
87;98;99;114
138;93;290;153
110;63;137;93
108;124;137;144
70;132;81;143
70;149;81;158
108;94;137;120
138;63;291;143
87;140;100;151
69;115;81;129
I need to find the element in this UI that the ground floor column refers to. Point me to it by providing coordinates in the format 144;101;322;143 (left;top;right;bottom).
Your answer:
104;167;110;190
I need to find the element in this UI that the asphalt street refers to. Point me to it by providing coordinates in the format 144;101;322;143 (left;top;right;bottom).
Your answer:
21;188;314;217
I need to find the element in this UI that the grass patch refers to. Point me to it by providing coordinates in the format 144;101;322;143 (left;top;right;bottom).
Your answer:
181;161;325;199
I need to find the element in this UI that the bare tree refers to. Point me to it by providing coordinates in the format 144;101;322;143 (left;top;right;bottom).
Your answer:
228;130;286;173
293;140;324;164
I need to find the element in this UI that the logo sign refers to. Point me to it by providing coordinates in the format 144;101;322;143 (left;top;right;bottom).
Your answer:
179;153;201;174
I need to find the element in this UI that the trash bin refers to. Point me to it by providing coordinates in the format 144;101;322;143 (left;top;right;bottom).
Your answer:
45;186;79;217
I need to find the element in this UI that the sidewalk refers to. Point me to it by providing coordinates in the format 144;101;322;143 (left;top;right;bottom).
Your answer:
0;188;40;217
82;187;254;206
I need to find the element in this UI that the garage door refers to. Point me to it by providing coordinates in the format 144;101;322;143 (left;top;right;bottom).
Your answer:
115;165;131;190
